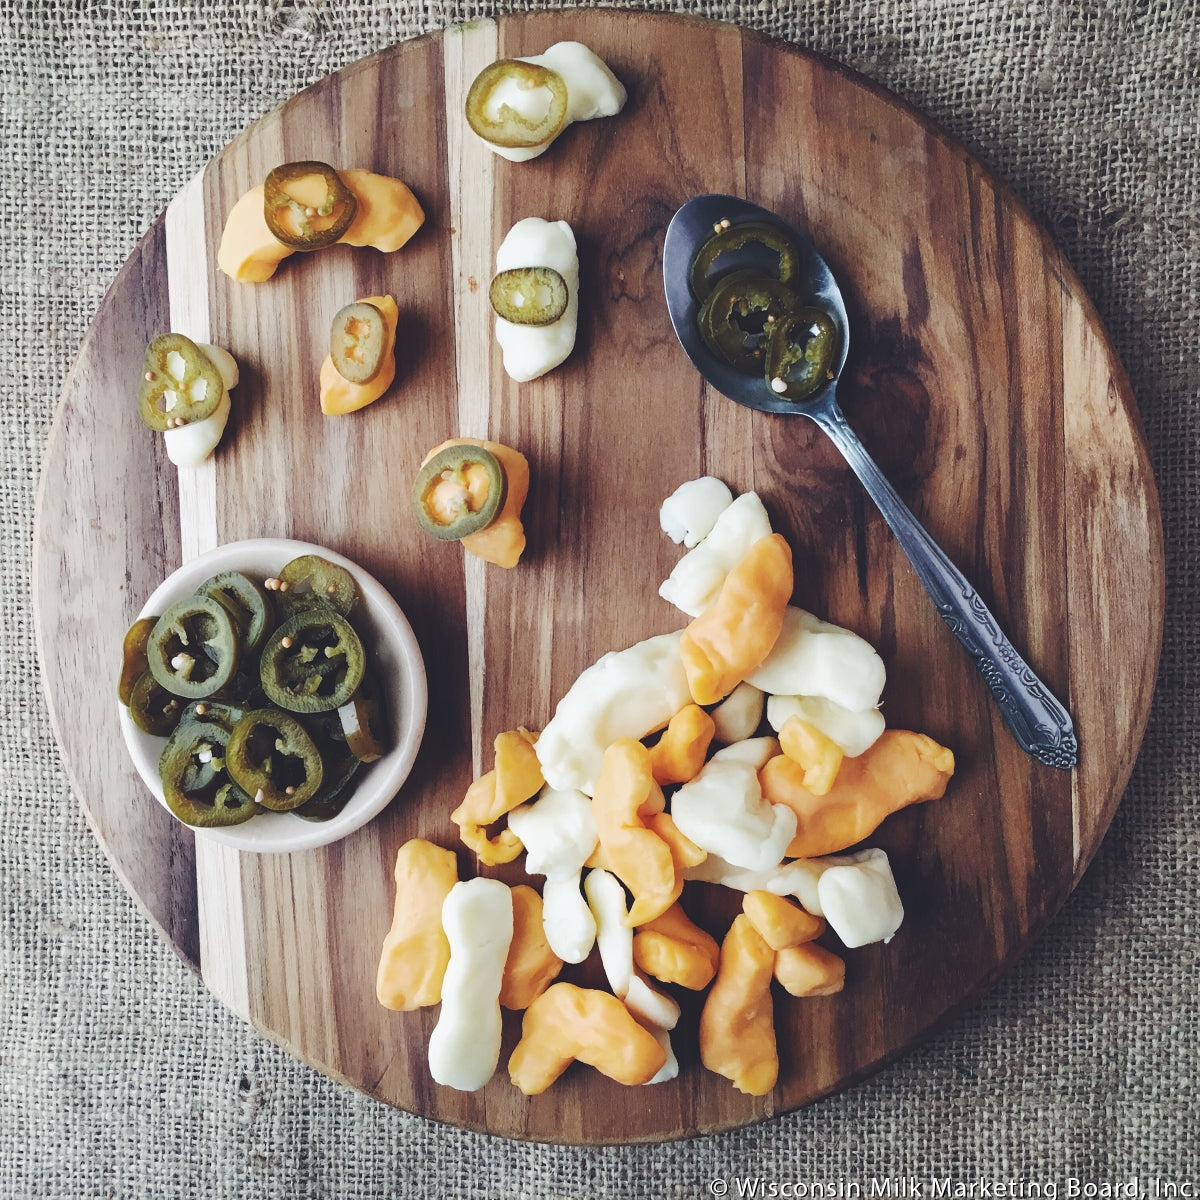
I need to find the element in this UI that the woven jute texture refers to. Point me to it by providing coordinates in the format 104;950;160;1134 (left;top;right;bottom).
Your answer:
4;0;1196;1195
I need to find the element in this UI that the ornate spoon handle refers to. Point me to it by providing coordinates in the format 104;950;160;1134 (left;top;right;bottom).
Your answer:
811;400;1078;770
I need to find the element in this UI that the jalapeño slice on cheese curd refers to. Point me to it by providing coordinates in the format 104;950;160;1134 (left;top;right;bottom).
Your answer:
491;218;579;382
466;41;626;162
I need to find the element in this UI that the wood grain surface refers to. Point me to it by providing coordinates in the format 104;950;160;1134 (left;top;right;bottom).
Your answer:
33;11;1164;1143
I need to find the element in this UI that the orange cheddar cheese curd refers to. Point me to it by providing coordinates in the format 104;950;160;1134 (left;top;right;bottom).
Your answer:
376;839;459;1011
777;715;845;797
336;169;425;252
698;914;778;1096
451;728;543;865
217;169;424;283
319;294;398;415
591;738;681;928
759;729;956;859
216;185;291;283
679;532;793;706
421;438;530;568
648;703;716;786
774;942;846;997
645;811;708;869
499;884;563;1010
742;890;825;951
632;902;720;991
507;982;667;1095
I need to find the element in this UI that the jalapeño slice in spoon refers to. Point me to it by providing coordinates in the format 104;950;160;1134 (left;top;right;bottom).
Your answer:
138;333;224;432
689;219;804;304
697;269;802;374
489;266;569;326
662;193;1078;770
763;307;841;402
465;59;569;149
263;161;357;251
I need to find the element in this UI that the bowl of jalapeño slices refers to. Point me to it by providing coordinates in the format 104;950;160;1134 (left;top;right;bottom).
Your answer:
117;539;427;853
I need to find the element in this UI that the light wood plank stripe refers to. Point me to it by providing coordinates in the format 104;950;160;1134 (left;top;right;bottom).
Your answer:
444;19;499;777
165;167;253;1024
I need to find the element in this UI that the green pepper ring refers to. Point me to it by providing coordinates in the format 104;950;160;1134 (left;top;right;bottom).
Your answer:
763;307;841;403
465;59;570;149
689;220;804;304
276;554;361;618
263;161;358;251
259;606;366;714
225;708;324;812
128;670;184;737
412;444;507;542
137;333;225;432
329;301;387;385
159;721;261;829
199;570;275;655
118;616;158;706
147;593;242;700
697;270;804;375
489;266;569;327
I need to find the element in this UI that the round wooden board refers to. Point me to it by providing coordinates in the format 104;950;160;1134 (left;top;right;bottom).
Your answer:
34;11;1163;1143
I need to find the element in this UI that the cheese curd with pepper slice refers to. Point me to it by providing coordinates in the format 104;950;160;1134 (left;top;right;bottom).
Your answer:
493;218;580;382
217;167;424;283
467;42;626;163
162;343;239;468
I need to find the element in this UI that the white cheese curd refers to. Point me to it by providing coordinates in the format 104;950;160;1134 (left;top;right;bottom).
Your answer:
683;853;825;916
670;756;797;872
426;879;513;1091
507;787;599;963
766;693;886;758
624;973;680;1032
709;681;765;745
745;606;886;713
583;868;635;998
709;734;778;772
540;873;597;964
163;386;230;468
583;868;680;1060
642;1026;680;1085
685;848;904;947
161;342;239;469
658;491;773;617
507;786;598;877
483;42;627;163
659;476;734;548
493;217;579;382
813;848;904;948
535;631;692;794
198;343;239;390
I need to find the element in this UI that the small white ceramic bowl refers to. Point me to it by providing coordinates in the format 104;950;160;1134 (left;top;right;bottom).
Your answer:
118;538;427;853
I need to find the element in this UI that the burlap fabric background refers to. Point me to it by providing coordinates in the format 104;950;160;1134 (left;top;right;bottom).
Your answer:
3;0;1195;1194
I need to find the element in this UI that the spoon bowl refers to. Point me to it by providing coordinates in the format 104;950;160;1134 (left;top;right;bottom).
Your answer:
664;194;851;415
663;194;1078;770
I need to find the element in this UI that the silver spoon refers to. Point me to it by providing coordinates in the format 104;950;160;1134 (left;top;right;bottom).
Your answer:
663;194;1077;770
